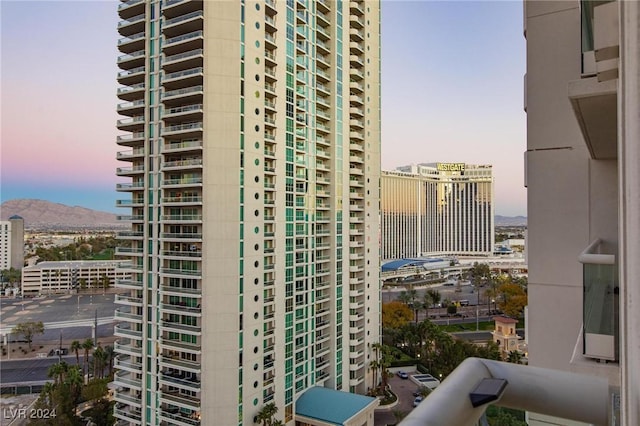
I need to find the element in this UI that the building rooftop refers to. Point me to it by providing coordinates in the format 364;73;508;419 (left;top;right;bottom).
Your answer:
295;387;376;425
25;260;119;270
493;316;518;324
381;257;446;272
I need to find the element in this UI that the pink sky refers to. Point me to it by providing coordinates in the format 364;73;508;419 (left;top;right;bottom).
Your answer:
1;1;527;216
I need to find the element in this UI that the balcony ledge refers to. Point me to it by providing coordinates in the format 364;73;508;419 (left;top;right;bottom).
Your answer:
568;76;617;160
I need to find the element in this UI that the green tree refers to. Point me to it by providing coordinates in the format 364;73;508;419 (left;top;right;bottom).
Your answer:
496;281;528;318
1;267;22;285
81;338;94;383
82;398;115;426
48;361;68;385
12;321;44;349
82;378;109;402
446;304;457;315
469;262;491;287
382;301;413;330
65;365;84;411
507;350;524;364
92;346;107;379
70;340;81;366
255;402;278;426
104;345;115;378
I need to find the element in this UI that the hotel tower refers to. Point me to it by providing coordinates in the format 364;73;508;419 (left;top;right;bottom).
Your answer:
114;1;381;425
381;163;494;260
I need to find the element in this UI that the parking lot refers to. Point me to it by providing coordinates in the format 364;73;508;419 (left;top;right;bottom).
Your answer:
375;370;427;425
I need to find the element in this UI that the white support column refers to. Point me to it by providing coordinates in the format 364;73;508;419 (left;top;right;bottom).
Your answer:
618;1;640;424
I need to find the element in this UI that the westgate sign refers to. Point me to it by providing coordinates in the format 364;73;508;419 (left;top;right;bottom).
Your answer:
436;163;466;172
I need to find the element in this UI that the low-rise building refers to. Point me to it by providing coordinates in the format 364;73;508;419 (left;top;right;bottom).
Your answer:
21;260;129;296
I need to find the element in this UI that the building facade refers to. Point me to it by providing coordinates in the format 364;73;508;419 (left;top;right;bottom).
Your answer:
525;0;639;424
381;163;494;260
21;260;127;295
0;216;25;271
114;1;381;425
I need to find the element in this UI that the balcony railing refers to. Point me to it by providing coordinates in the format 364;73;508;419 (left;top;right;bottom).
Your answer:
578;239;618;361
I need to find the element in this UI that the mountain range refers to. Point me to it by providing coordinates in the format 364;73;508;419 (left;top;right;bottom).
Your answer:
0;199;120;230
0;199;527;229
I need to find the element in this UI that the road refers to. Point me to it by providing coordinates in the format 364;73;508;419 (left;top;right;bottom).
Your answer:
0;356;77;384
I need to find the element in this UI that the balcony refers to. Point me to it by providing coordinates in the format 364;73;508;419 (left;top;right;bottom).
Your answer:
160;320;201;334
160;372;201;393
114;308;143;323
114;406;142;424
163;49;204;73
161;176;202;188
117;99;145;115
159;409;201;426
115;278;143;290
163;0;203;19
160;389;200;411
113;389;142;408
117;49;145;69
163;10;204;38
161;195;203;205
117;116;145;132
115;294;143;307
114;355;142;374
113;324;142;339
160;337;201;355
162;85;204;105
118;31;145;54
118;13;145;37
117;82;145;101
160;354;201;374
569;1;618;160
161;250;203;260
118;0;144;19
161;302;202;316
114;370;142;389
114;340;142;357
164;30;204;56
118;65;145;86
163;67;203;90
163;104;203;122
162;122;203;138
578;239;618;361
163;139;202;153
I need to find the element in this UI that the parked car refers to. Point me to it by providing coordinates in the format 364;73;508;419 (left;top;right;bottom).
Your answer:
397;371;409;379
413;396;424;407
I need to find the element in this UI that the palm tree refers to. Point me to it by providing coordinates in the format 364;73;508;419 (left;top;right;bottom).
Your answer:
70;340;81;366
65;365;84;404
92;346;107;379
81;338;94;383
104;345;115;377
255;402;278;426
47;361;68;385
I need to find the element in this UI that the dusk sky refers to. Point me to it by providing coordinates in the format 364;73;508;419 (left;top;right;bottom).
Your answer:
1;0;526;216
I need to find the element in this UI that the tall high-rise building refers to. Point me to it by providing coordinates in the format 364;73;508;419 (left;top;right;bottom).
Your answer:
0;215;24;271
380;163;494;260
525;0;639;424
114;1;381;425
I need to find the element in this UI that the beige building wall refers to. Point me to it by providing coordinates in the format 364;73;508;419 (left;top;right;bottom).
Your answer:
114;1;380;425
524;0;640;423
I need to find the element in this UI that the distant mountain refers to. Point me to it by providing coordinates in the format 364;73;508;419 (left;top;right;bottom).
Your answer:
495;215;527;226
0;199;122;230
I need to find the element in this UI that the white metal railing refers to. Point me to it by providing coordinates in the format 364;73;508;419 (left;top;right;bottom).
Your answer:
400;358;609;426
